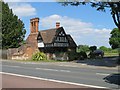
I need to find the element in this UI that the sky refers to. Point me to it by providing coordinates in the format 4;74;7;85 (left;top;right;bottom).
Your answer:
5;0;117;48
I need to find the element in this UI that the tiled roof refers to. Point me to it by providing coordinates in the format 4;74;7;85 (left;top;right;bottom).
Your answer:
39;27;77;47
40;28;57;43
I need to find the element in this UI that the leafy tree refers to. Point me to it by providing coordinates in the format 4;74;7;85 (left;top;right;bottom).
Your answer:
99;46;112;51
89;46;97;52
77;45;89;52
1;1;26;49
109;28;120;49
58;0;120;30
109;28;120;64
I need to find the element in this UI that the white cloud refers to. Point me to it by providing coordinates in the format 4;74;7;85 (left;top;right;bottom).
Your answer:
41;14;112;47
4;0;23;2
8;3;37;17
4;0;56;2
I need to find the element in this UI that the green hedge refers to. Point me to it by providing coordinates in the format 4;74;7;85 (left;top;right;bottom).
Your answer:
32;52;47;61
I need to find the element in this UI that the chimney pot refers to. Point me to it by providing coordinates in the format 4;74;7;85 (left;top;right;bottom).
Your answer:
30;17;39;33
56;22;60;28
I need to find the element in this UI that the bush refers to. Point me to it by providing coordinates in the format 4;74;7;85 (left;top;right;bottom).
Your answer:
67;51;87;60
32;52;47;61
78;51;87;60
67;51;78;60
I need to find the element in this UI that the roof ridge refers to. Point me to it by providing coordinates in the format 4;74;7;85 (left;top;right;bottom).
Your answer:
39;27;62;32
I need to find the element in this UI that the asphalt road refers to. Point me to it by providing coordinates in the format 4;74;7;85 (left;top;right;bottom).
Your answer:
1;60;119;89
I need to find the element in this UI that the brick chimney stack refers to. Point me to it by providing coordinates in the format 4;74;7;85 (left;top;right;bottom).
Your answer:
30;18;39;33
56;22;60;28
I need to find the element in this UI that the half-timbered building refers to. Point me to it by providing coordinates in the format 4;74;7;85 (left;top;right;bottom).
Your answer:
8;17;77;60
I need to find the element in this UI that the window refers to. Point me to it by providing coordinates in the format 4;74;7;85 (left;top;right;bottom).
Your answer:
59;31;65;36
55;37;59;41
38;39;42;43
65;37;68;42
53;43;69;47
55;36;68;42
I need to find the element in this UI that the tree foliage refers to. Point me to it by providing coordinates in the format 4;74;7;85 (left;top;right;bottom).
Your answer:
99;46;112;51
109;28;120;49
89;46;97;52
77;45;89;52
58;0;120;30
32;52;47;61
1;2;26;49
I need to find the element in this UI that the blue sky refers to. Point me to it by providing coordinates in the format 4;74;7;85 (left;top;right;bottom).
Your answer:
6;1;117;48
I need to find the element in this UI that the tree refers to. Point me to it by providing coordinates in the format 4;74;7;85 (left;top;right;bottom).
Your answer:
109;28;120;49
99;46;111;51
57;0;120;30
109;28;120;64
77;45;89;52
99;46;108;51
89;46;97;52
1;1;26;49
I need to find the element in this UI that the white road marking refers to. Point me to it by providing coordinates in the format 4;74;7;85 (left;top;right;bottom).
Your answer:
3;65;20;68
59;65;78;67
2;65;70;73
36;68;71;72
36;68;59;71
1;72;109;89
11;66;20;68
96;73;110;76
60;70;71;72
21;62;50;65
81;64;87;66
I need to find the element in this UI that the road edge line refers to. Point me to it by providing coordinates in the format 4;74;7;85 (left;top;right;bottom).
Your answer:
1;72;109;89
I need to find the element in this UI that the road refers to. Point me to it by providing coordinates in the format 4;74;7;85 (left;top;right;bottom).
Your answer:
1;60;119;89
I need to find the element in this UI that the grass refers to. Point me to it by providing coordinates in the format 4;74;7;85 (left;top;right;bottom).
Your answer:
104;52;119;57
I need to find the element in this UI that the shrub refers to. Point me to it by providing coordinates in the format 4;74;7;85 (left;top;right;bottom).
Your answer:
78;51;87;60
32;52;47;61
67;51;78;60
67;51;87;60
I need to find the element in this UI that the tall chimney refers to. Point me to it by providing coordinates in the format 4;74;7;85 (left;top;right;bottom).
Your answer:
56;22;60;28
30;18;39;33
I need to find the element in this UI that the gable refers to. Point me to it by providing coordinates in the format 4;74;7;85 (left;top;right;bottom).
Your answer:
39;27;65;44
38;27;77;48
37;33;45;47
37;32;43;43
52;28;71;47
53;29;68;43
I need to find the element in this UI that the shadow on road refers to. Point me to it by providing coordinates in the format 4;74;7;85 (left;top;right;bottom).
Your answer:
76;56;119;67
103;73;120;86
